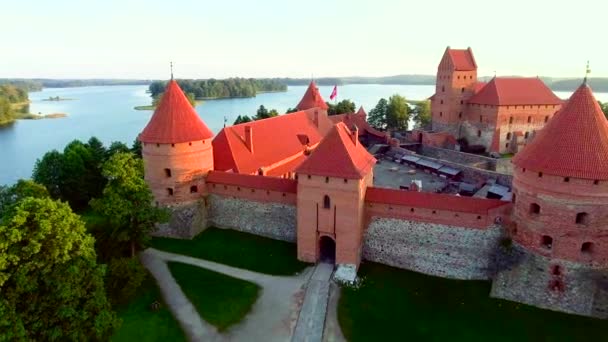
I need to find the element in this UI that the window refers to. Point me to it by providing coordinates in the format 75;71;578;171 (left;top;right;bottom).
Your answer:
442;86;445;92
544;116;549;123
527;116;532;123
524;132;529;139
506;132;512;140
576;212;589;225
509;117;513;124
325;177;329;183
189;142;192;146
477;216;482;220
541;235;553;249
441;100;444;104
538;172;543;178
459;112;463;119
581;242;594;254
410;208;415;212
477;130;481;137
479;116;483;123
323;195;331;209
171;144;175;147
167;188;174;196
461;87;465;93
440;112;443;117
506;143;509;148
460;100;464;104
190;185;198;193
164;168;172;177
564;177;570;182
552;265;562;276
308;175;311;180
530;203;540;214
594;180;600;185
343;179;348;184
457;76;460;79
156;143;160;147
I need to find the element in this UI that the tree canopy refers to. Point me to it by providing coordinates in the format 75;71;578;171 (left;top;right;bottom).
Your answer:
0;197;119;341
327;99;356;116
412;100;431;129
148;78;286;100
90;152;168;257
234;115;253;125
0;179;49;215
599;101;608;119
367;95;410;131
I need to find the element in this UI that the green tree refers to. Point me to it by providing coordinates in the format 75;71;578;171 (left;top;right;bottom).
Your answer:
131;138;142;158
0;197;119;341
90;153;168;257
234;115;253;125
386;94;410;131
268;109;279;117
86;137;107;166
285;107;298;113
0;96;16;126
107;141;131;158
412;100;431;129
255;105;269;120
599;101;608;119
0;179;49;214
327;99;356;115
32;150;65;199
368;98;389;129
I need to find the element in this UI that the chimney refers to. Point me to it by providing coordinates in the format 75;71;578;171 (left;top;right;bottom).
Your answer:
351;125;358;146
313;110;319;127
245;126;254;153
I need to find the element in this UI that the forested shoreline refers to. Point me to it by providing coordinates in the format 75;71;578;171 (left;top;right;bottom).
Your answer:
148;78;287;100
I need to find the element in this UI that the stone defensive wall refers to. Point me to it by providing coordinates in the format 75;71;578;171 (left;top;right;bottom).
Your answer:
491;244;608;318
206;171;297;242
362;187;512;279
392;146;513;187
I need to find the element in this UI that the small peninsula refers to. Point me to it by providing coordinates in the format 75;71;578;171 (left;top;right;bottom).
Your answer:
43;96;75;101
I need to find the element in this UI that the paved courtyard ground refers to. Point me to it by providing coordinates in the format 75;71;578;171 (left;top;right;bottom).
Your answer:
373;159;448;193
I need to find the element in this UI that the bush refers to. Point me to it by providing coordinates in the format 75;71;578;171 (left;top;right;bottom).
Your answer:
106;257;146;306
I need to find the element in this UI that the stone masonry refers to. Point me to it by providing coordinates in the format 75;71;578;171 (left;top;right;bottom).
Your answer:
152;200;208;239
208;193;297;242
363;218;504;280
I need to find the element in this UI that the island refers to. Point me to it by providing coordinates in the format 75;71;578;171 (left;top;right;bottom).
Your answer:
42;96;75;101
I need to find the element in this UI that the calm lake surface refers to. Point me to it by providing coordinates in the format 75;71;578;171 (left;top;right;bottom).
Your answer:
0;84;605;186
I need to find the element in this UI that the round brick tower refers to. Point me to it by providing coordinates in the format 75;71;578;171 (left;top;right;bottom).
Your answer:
511;82;608;265
139;80;214;205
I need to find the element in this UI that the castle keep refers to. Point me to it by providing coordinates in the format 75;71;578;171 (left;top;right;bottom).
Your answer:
140;64;608;318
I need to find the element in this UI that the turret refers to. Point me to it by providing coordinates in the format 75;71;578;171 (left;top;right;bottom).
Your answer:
511;83;608;265
296;81;329;111
139;80;214;204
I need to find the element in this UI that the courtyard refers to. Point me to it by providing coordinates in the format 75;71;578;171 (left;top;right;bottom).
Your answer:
373;159;451;193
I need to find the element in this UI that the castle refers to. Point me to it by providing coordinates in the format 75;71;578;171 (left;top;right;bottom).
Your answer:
139;57;608;318
429;47;563;153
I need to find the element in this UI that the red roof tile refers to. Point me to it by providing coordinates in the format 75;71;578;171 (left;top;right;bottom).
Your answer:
206;171;297;193
513;83;608;180
365;187;508;214
442;47;477;71
265;154;307;177
328;109;387;139
468;77;562;106
296;81;329;110
296;122;376;179
139;80;213;143
212;109;333;174
473;82;487;94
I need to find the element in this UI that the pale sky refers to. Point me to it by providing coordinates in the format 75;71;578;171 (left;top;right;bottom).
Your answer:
1;0;606;79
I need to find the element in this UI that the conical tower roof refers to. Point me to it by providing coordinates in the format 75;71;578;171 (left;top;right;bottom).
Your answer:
296;81;329;110
513;83;608;180
296;122;376;179
139;80;213;143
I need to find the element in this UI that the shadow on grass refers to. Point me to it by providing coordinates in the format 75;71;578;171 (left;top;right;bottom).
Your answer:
150;227;310;276
338;262;607;342
168;261;261;332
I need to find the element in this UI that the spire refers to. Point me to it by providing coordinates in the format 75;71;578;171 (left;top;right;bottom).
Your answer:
296;81;329;111
170;61;174;80
584;60;591;84
513;82;608;180
139;80;213;144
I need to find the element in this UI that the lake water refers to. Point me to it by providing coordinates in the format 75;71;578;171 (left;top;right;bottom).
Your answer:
0;84;606;186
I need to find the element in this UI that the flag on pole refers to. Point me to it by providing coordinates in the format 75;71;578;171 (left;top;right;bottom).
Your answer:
329;85;337;100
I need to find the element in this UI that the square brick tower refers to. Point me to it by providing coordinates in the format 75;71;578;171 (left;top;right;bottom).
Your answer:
295;123;376;267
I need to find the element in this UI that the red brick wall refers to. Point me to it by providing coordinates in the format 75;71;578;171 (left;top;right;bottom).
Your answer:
207;182;296;205
512;167;608;264
432;68;478;130
142;139;213;205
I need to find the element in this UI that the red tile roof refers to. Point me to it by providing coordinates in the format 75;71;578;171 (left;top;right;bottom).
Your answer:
328;109;387;139
467;77;562;106
206;171;297;193
513;83;608;180
296;122;376;179
265;154;307;177
212;109;333;174
139;80;213;143
473;82;487;94
444;47;477;71
296;81;329;110
365;187;508;214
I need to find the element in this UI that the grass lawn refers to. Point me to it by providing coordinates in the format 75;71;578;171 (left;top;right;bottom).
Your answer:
338;262;607;342
111;276;186;342
150;227;309;276
168;261;261;331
